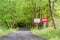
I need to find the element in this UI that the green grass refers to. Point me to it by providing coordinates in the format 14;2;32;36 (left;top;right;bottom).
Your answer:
0;28;18;37
31;27;60;40
31;18;60;40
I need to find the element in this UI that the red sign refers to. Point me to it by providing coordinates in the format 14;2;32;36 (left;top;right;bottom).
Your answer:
42;17;48;23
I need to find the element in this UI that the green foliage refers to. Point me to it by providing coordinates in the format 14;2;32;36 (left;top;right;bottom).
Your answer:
0;0;59;28
0;28;17;37
54;0;60;17
31;27;60;40
0;0;60;39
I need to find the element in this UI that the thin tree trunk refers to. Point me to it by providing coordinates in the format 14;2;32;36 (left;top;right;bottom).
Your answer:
31;0;36;26
46;16;49;27
38;7;40;18
49;0;56;28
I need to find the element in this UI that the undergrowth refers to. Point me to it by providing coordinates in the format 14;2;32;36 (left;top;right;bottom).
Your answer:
31;27;60;40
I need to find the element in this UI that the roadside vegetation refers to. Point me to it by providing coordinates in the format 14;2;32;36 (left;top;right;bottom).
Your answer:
31;27;60;40
31;20;60;40
0;27;18;37
0;0;60;40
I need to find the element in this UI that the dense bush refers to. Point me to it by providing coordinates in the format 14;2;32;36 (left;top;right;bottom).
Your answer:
0;0;60;28
0;0;33;28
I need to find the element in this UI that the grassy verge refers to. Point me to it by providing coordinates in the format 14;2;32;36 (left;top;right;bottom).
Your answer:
0;28;18;37
31;27;60;40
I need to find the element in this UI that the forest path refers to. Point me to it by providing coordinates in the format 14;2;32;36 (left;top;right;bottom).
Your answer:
0;27;46;40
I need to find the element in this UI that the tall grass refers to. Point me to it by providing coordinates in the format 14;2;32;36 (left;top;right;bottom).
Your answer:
0;28;18;37
31;27;60;40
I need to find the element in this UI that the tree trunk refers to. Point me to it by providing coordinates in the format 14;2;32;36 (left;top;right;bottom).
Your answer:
49;0;56;28
46;17;49;27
